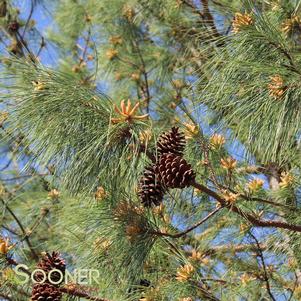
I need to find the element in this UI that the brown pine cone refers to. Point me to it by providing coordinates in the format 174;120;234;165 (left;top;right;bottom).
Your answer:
156;153;195;189
157;127;185;157
138;165;166;207
31;283;62;301
8;21;19;32
35;252;65;285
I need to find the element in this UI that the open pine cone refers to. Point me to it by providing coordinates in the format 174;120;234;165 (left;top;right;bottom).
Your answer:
31;283;62;301
35;252;66;285
156;153;195;189
138;127;195;206
138;165;166;207
157;127;185;157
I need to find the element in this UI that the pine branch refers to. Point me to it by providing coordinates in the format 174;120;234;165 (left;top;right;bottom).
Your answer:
131;35;151;112
182;0;222;43
60;287;111;301
184;243;268;257
218;183;297;210
151;207;221;238
182;0;198;12
200;0;222;40
288;272;299;301
36;36;46;57
190;280;221;301
21;0;34;37
20;207;49;243
249;232;276;301
1;198;39;260
1;224;19;236
0;293;12;301
138;143;156;163
0;158;13;171
179;103;221;189
268;40;301;75
81;27;92;62
208;243;267;254
6;257;31;276
200;278;230;285
191;181;301;233
0;173;49;182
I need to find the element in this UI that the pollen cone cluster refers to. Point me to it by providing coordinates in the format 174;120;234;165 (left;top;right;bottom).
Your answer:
138;127;195;207
31;283;62;301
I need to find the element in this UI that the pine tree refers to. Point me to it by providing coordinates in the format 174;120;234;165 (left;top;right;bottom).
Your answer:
1;1;301;300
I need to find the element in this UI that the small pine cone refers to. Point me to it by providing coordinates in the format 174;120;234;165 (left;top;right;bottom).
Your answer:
156;153;195;189
31;283;62;301
138;165;165;207
8;21;20;32
157;127;186;157
35;252;65;285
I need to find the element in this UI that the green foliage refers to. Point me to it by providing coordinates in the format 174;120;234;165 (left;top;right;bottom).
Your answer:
2;59;149;194
2;0;301;301
202;5;301;165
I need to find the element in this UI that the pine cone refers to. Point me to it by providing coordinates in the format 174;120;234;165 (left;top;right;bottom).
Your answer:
8;21;19;32
31;283;62;301
138;165;165;207
156;153;195;189
157;127;185;157
35;252;65;285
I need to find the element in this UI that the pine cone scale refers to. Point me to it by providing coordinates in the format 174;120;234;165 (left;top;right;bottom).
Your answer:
32;252;65;301
157;153;195;189
31;283;62;301
138;165;166;207
35;252;65;286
